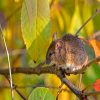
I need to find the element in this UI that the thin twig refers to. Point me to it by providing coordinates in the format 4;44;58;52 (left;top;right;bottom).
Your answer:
68;56;100;74
85;91;100;96
79;56;100;73
0;25;14;100
4;75;27;100
85;56;100;67
75;9;100;36
56;83;63;100
15;88;27;100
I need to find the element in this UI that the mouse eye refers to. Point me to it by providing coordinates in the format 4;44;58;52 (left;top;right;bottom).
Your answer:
48;51;54;57
49;52;52;56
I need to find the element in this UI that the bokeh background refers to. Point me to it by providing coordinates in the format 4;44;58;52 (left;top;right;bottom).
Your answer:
0;0;100;100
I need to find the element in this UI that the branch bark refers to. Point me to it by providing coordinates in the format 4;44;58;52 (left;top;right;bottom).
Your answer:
0;56;99;75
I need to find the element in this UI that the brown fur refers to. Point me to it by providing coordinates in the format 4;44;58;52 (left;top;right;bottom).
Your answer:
46;34;88;72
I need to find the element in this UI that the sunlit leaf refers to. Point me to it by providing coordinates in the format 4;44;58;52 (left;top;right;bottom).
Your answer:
21;0;50;62
69;5;84;36
61;8;71;32
28;87;55;100
82;1;94;36
50;1;64;34
93;79;100;91
56;9;64;31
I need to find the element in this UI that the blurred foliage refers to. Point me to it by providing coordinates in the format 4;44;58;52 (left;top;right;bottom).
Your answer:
0;0;100;100
28;87;55;100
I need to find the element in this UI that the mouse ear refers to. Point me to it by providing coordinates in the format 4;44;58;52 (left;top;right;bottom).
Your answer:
53;32;57;41
55;42;61;50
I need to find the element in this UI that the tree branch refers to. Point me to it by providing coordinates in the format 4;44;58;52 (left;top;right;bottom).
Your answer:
0;56;99;99
0;65;57;75
56;71;81;98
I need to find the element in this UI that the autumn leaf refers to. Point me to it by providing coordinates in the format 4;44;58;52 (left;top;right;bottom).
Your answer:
89;31;100;64
21;0;51;63
93;79;100;91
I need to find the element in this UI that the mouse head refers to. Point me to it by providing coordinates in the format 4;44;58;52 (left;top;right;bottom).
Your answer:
46;33;63;65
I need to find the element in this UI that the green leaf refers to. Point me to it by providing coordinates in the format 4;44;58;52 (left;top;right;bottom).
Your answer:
28;87;55;100
83;63;100;86
21;0;50;62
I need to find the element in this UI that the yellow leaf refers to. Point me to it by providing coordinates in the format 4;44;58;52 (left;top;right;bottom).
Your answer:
69;5;84;36
21;0;50;62
56;10;64;31
82;1;94;36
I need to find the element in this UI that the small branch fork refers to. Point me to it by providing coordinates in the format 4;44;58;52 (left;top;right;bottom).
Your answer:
0;56;99;99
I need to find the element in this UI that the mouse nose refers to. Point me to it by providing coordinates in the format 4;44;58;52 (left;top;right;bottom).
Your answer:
46;59;51;64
